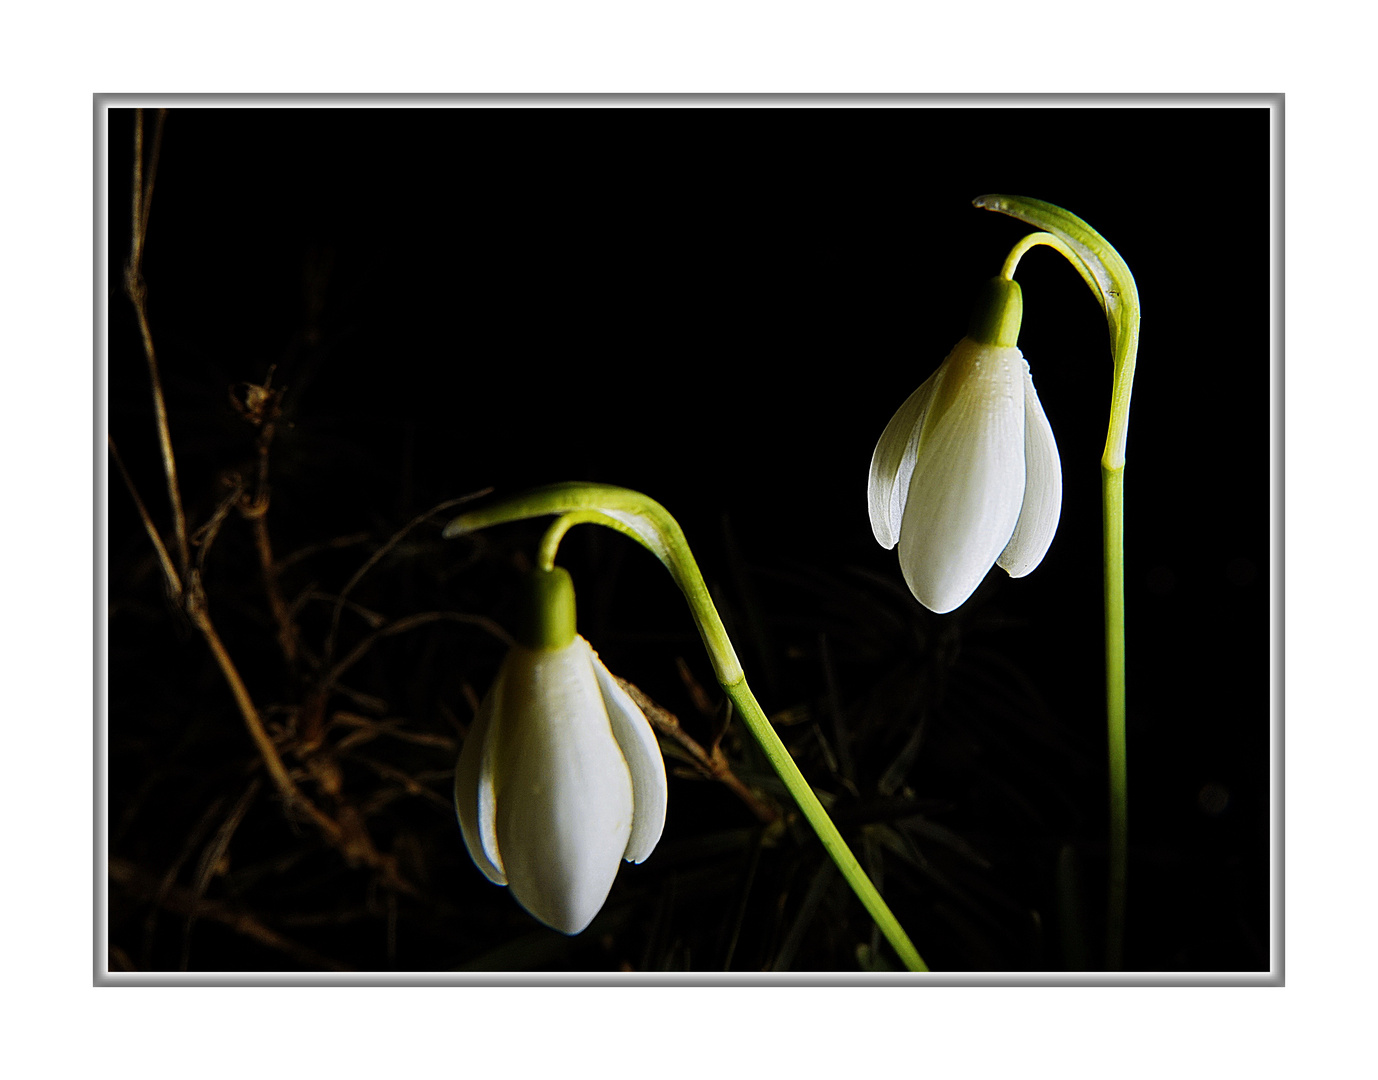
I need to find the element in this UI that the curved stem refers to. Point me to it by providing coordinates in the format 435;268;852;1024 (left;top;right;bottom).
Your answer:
537;511;636;571
447;484;928;972
999;231;1103;306
450;484;743;685
978;196;1140;970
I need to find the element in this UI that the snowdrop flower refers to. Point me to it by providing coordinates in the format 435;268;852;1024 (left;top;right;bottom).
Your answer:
868;277;1062;614
454;566;667;934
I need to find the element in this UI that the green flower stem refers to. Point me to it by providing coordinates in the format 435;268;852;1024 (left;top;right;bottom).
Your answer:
721;678;927;972
975;195;1141;970
1102;467;1128;970
446;483;928;972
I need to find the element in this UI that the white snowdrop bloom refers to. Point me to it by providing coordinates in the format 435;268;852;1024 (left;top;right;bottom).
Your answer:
454;567;667;934
867;278;1062;614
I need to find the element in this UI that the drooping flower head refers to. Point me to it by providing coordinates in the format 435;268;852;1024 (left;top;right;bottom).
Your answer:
454;566;667;934
868;277;1062;613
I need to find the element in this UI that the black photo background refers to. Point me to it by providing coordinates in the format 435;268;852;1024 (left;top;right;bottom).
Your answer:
107;105;1270;972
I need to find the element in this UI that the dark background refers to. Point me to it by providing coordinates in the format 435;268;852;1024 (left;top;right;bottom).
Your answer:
107;105;1270;973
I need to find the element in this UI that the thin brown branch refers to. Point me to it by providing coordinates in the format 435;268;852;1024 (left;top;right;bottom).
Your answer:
189;779;262;907
230;368;299;666
128;107;166;277
342;752;454;812
183;779;262;969
131;109;144;269
133;298;188;575
322;610;512;695
182;583;340;843
295;590;387;629
190;475;245;573
299;610;507;752
332;711;459;752
108;435;181;598
677;656;732;756
126;108;189;579
616;677;780;825
251;512;299;666
173;601;419;893
277;532;373;571
141;793;232;956
676;656;719;718
324;490;492;663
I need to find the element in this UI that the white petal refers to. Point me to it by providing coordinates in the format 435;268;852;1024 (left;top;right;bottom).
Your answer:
453;667;507;885
492;643;634;935
588;642;667;865
998;369;1063;578
896;343;1027;613
868;363;945;550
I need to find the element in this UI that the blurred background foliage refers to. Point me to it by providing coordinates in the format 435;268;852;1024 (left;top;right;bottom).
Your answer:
106;105;1270;973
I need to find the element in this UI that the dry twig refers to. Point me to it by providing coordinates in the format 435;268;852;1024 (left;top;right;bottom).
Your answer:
324;491;492;663
113;110;412;891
